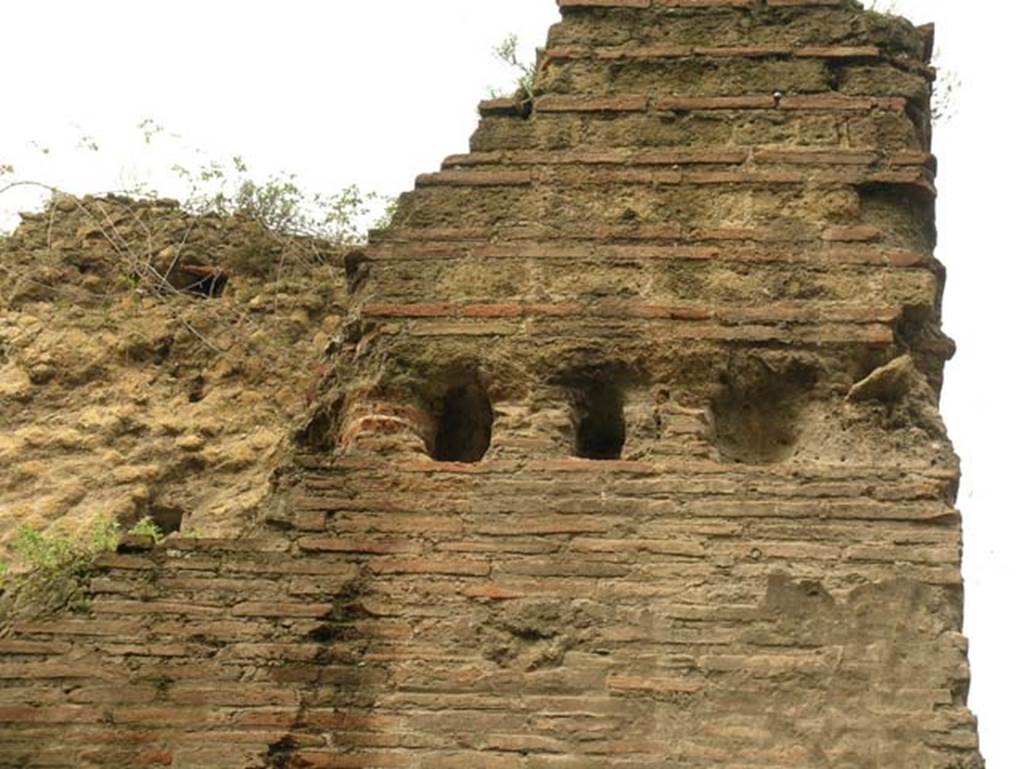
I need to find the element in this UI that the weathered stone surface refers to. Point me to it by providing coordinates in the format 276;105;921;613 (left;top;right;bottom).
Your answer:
0;197;349;547
0;1;982;768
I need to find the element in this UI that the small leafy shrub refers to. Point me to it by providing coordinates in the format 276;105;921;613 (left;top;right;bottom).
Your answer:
0;518;122;622
1;119;397;247
128;516;164;544
171;155;387;244
13;519;120;569
490;34;539;99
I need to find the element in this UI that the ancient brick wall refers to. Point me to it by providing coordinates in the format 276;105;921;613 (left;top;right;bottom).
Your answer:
0;1;983;767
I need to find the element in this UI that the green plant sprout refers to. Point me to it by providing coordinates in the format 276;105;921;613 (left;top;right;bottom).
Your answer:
128;516;164;543
0;518;122;622
2;118;397;244
491;34;539;99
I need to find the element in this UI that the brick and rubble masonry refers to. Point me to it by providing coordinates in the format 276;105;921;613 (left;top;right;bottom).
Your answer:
0;1;984;768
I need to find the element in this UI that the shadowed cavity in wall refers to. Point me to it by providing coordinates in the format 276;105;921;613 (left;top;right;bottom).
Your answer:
344;250;369;294
175;265;229;298
430;374;494;462
148;506;184;535
711;360;817;465
296;392;347;454
571;379;626;460
117;506;183;540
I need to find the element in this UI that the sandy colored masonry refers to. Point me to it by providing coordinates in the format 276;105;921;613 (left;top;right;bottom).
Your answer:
0;1;983;767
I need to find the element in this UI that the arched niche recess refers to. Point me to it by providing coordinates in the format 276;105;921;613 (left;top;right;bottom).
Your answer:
430;374;494;463
711;360;817;465
571;380;626;460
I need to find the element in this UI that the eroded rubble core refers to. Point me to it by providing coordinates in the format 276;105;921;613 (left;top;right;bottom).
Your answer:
0;1;983;767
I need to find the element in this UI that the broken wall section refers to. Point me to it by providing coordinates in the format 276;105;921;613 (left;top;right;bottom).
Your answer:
0;196;348;548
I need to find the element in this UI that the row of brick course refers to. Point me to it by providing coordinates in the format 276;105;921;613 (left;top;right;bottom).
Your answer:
361;300;900;323
547;2;933;60
393;319;894;344
415;166;934;190
441;147;934;167
365;239;933;266
387;183;934;250
536;65;929;103
369;231;931;252
470;110;923;154
480;93;912;114
558;0;848;9
542;43;886;60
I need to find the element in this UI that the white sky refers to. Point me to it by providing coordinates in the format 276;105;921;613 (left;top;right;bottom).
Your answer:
0;1;1019;764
